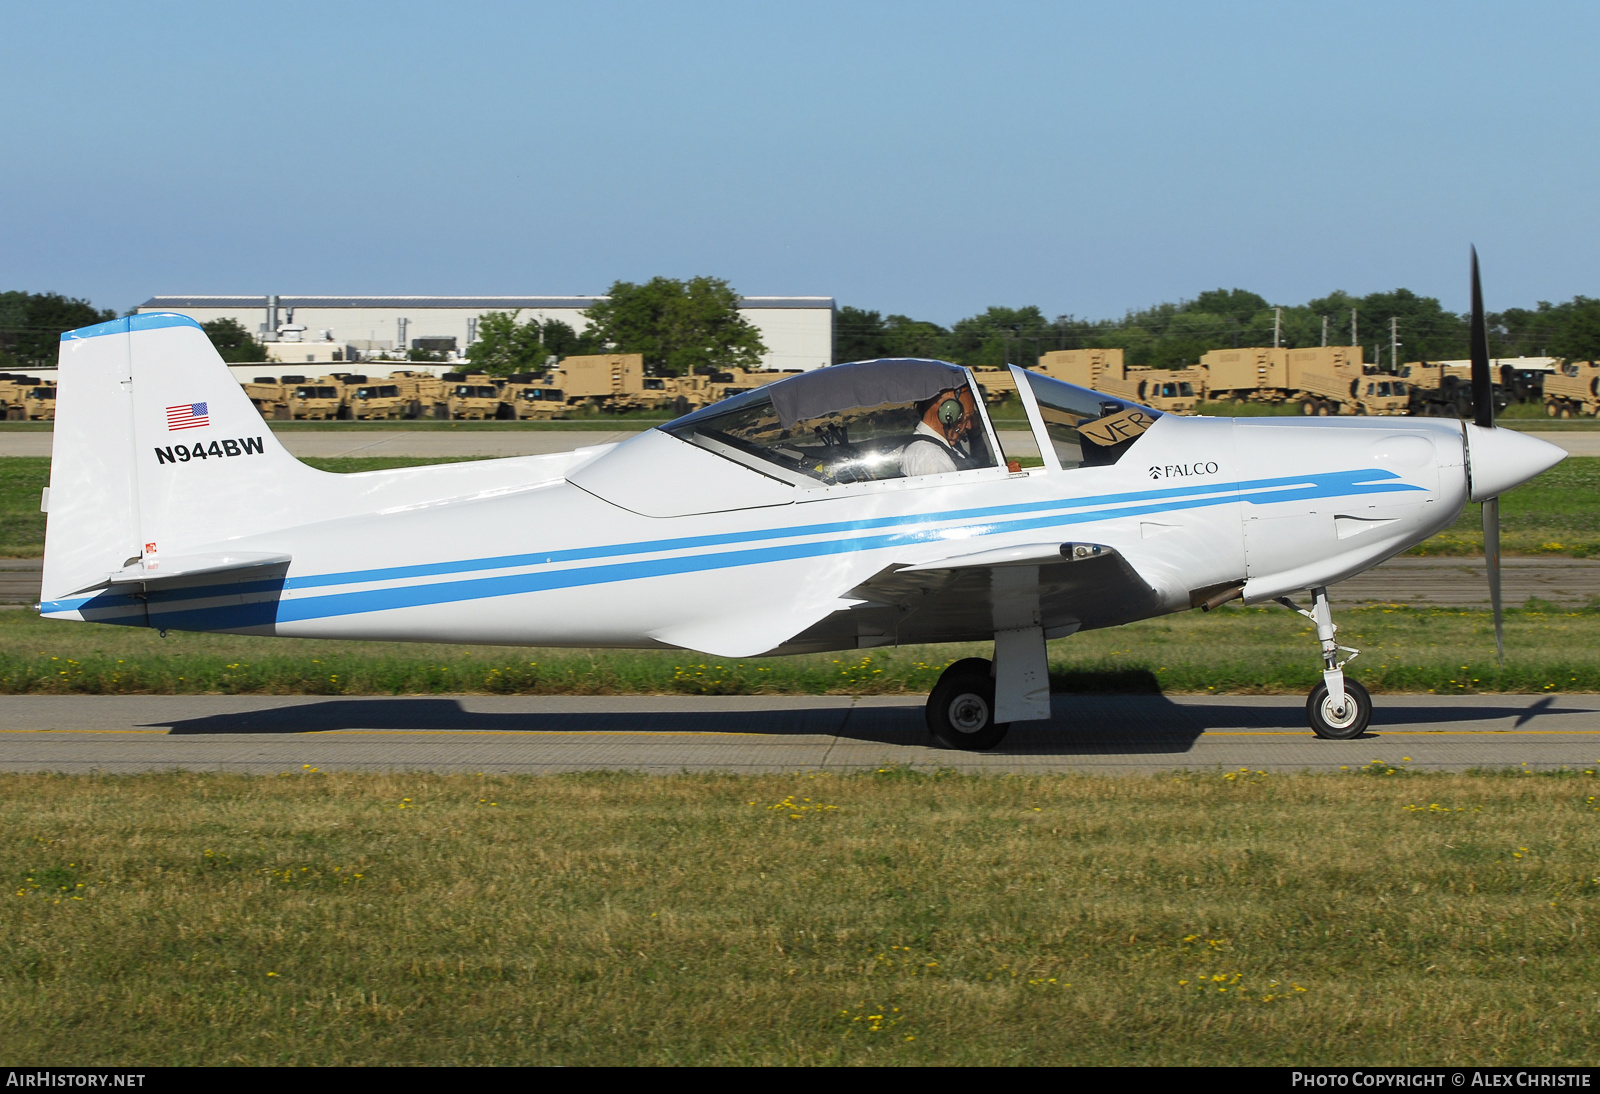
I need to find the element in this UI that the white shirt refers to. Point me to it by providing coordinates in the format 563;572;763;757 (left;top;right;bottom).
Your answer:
900;420;965;478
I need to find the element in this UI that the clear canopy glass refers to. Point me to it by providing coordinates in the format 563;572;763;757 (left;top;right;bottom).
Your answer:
1019;369;1162;470
662;359;999;486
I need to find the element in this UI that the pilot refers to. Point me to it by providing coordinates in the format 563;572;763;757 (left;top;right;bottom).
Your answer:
901;387;980;477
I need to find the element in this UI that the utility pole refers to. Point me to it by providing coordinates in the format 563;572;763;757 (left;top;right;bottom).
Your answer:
1321;315;1329;347
1351;309;1358;348
1389;317;1401;373
1273;307;1282;348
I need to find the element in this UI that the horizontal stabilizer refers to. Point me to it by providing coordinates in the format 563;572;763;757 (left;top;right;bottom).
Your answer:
69;552;293;595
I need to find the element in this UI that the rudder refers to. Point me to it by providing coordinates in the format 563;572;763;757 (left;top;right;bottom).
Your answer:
42;313;315;614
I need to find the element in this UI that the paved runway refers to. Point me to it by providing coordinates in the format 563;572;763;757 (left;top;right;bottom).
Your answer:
3;428;1597;459
2;694;1597;775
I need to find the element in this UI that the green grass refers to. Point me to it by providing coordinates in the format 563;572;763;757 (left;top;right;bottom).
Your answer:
3;768;1598;1065
6;602;1600;696
0;457;48;556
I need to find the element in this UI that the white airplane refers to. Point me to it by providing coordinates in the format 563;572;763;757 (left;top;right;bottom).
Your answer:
38;257;1563;750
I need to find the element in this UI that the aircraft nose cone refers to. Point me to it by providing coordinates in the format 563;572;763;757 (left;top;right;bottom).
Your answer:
1466;424;1566;501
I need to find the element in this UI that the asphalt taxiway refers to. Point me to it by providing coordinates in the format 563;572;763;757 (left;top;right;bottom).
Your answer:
2;693;1597;775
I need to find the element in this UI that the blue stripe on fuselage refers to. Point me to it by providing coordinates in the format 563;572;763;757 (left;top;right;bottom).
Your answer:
40;466;1422;629
280;466;1414;591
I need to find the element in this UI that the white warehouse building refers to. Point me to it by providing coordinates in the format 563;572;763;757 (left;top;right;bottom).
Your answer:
136;295;836;373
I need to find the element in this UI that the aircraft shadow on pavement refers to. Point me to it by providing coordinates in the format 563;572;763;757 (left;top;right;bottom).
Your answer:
140;693;1594;755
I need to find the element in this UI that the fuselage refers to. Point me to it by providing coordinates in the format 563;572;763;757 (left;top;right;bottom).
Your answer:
45;401;1470;655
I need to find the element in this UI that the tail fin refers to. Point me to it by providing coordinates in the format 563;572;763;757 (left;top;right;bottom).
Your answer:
42;314;315;612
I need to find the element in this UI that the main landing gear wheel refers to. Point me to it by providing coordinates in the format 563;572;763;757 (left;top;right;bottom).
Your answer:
926;659;1010;751
1306;678;1372;739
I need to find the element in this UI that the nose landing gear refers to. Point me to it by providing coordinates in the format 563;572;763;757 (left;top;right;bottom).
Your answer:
1276;586;1370;739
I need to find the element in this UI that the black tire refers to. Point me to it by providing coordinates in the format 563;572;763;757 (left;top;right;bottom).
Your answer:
926;667;1010;751
1306;678;1372;739
942;657;994;679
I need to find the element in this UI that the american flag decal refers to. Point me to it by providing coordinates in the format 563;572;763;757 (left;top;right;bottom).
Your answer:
166;402;210;431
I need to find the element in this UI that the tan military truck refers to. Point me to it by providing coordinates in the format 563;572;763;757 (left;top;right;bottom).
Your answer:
551;353;646;410
1197;346;1406;416
1543;360;1600;417
648;371;733;414
284;376;343;420
242;376;291;420
501;373;567;420
969;366;1020;406
0;374;45;420
1198;348;1288;402
707;368;792;404
387;371;450;419
1282;347;1407;416
1131;368;1204;412
1034;349;1204;412
340;375;409;420
441;373;506;420
657;368;797;415
1;376;58;420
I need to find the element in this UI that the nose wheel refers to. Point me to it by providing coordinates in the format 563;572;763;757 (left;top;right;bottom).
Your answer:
1306;678;1371;739
1276;587;1369;739
926;658;1011;751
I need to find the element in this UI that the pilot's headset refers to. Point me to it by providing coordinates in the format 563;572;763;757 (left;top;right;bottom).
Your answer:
937;396;965;429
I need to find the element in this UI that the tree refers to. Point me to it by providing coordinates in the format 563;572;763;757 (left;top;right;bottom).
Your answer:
467;311;550;376
948;306;1052;369
583;276;766;376
1495;297;1600;360
201;318;269;363
1188;288;1269;324
834;305;890;363
466;311;607;375
0;291;115;369
1308;288;1467;365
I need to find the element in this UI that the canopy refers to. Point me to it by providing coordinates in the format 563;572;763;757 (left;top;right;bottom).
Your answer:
767;358;968;429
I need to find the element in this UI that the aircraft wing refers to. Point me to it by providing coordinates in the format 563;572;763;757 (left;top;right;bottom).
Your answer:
770;541;1167;655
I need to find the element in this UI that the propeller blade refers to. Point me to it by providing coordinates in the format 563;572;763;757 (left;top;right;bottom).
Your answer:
1470;245;1494;428
1483;495;1504;665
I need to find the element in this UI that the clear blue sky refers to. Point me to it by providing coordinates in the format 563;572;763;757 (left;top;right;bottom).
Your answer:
3;0;1597;323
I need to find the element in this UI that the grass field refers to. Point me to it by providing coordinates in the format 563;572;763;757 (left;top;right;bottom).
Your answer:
3;768;1597;1065
6;601;1599;696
